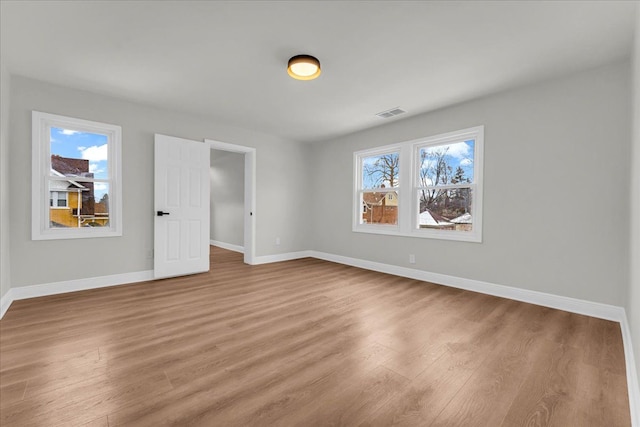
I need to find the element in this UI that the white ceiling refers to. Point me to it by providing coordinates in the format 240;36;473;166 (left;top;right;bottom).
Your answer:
1;1;636;143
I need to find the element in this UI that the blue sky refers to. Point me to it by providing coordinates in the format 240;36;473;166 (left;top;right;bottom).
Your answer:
50;127;109;200
362;153;399;189
420;140;475;185
362;140;475;189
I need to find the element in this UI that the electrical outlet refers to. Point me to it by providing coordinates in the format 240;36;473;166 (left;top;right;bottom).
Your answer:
409;254;416;264
275;237;281;245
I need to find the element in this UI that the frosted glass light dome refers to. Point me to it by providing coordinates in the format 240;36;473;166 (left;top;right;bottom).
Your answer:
287;55;321;80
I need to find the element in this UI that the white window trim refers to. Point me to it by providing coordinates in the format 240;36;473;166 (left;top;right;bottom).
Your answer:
353;126;484;243
32;111;122;240
353;144;402;234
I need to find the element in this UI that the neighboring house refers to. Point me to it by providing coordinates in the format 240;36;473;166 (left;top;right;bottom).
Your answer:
49;169;88;227
49;155;108;227
418;209;455;230
362;191;398;224
450;212;472;231
93;199;109;226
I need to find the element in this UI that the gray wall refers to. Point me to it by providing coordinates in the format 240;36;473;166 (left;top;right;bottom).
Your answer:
0;65;10;300
310;61;630;307
210;149;244;247
3;61;635;318
2;56;638;386
8;76;311;288
629;8;640;389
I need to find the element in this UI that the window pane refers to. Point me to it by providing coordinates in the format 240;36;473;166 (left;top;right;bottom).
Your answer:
361;191;398;225
57;192;67;207
418;140;474;186
417;188;473;231
50;127;109;179
362;152;400;189
48;180;110;228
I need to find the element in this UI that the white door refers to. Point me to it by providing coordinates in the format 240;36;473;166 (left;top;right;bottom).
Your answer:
154;134;210;279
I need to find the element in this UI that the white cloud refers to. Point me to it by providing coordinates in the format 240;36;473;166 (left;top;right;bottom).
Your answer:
422;142;471;163
459;158;473;166
89;163;104;174
422;142;468;158
61;129;80;135
94;182;108;191
444;142;470;159
79;144;108;161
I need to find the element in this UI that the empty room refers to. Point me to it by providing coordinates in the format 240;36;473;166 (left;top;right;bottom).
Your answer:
1;1;639;426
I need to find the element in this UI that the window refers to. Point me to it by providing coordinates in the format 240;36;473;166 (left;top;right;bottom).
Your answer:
49;191;68;208
354;126;483;242
32;111;122;239
355;147;400;229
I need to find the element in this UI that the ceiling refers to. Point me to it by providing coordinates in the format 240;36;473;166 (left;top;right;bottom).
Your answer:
1;1;637;143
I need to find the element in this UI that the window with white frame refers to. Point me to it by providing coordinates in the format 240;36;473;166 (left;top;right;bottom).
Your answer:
354;126;483;242
32;111;122;240
49;190;68;208
355;147;401;229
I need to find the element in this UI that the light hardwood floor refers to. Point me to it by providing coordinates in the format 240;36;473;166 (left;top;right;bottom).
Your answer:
0;247;631;426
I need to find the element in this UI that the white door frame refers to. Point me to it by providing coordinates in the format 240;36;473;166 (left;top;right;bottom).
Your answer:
206;139;256;265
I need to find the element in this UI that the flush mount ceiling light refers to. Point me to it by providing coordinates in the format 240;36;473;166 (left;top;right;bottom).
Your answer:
287;55;321;80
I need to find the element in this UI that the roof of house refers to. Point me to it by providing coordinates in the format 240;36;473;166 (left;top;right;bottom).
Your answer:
419;210;452;227
362;191;397;206
51;155;92;178
51;155;96;215
450;213;472;224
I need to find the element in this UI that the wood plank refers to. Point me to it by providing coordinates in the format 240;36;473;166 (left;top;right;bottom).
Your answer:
499;340;582;427
0;246;630;426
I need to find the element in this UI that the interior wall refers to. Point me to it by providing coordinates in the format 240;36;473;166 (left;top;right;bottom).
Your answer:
0;66;10;300
210;149;244;247
5;61;635;317
310;60;631;307
628;7;640;389
8;76;310;288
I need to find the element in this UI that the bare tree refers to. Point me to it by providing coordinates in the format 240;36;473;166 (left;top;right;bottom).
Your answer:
419;147;452;212
364;154;399;188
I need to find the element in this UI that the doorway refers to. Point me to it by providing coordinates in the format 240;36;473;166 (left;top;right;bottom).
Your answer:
206;139;256;265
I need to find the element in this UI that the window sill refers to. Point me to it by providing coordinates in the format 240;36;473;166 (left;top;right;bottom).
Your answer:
33;228;122;241
353;226;482;243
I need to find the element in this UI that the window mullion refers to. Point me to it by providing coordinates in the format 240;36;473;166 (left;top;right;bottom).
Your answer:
419;183;473;191
398;143;411;233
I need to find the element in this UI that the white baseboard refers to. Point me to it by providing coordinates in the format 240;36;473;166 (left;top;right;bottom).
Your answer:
0;288;14;319
0;249;637;425
309;250;638;425
620;311;640;427
210;240;244;254
310;251;626;321
0;270;154;319
251;250;313;265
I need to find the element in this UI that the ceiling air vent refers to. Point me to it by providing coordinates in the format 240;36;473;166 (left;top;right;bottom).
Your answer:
375;107;406;119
